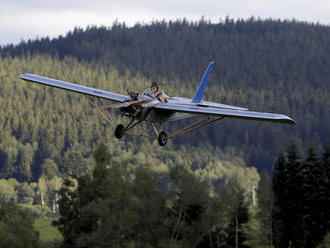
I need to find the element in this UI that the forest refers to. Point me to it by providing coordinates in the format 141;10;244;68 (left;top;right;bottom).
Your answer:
1;141;329;247
0;18;330;247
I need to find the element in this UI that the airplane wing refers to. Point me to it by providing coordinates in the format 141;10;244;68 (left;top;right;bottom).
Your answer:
154;103;296;124
19;73;129;102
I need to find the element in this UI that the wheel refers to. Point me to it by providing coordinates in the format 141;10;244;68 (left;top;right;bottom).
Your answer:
114;124;125;139
158;131;168;146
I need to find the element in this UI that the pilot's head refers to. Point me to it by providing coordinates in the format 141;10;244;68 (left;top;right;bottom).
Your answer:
151;81;159;93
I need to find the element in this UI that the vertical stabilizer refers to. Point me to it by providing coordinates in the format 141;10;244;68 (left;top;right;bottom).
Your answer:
192;61;214;103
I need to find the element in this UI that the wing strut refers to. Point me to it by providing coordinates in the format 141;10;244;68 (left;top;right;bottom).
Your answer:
167;116;224;138
84;96;116;128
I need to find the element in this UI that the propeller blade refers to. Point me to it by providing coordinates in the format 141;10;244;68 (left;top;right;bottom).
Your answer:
103;99;153;109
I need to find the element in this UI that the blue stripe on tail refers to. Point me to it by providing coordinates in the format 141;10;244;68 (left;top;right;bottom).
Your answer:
192;61;214;103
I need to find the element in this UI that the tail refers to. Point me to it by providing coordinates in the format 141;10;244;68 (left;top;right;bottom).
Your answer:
192;61;214;103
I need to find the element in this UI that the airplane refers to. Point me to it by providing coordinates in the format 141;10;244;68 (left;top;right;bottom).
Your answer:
19;61;295;146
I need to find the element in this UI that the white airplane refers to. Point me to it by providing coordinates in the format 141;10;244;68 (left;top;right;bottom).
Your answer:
19;61;295;146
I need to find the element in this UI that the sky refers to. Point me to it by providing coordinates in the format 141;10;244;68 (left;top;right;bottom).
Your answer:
1;0;330;46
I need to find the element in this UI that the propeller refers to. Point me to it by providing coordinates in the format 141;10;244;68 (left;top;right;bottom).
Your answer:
103;99;153;109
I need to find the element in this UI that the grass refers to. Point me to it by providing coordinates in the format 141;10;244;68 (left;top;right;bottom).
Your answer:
34;218;62;242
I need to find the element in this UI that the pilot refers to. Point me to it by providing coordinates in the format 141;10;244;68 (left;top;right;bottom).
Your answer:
143;81;167;102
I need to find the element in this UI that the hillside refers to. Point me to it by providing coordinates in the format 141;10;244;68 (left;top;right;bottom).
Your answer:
0;55;259;213
1;18;330;170
0;55;259;182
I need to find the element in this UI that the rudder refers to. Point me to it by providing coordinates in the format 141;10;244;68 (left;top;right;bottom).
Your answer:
192;61;214;103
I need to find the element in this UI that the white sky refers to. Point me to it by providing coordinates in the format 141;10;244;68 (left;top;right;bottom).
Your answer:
1;0;330;46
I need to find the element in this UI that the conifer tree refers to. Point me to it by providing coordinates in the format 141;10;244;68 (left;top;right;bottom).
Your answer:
272;152;288;248
272;143;302;248
273;142;330;248
256;169;273;246
321;145;330;240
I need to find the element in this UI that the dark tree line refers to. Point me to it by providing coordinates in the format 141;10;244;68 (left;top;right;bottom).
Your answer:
270;142;330;248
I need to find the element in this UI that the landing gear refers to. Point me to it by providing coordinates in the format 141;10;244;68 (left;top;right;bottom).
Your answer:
158;131;168;146
114;117;224;146
114;119;143;140
115;124;125;139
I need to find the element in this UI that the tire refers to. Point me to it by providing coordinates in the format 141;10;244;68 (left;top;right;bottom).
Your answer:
114;124;125;139
158;131;168;146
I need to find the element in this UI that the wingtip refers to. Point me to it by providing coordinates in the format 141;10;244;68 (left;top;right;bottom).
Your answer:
19;73;37;81
284;117;297;125
19;74;26;80
19;73;30;79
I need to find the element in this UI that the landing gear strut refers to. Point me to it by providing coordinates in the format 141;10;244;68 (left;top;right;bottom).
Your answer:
115;117;224;146
114;119;143;140
158;131;168;146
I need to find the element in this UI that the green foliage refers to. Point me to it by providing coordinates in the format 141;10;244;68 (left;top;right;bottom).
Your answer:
0;178;18;202
0;176;65;213
41;159;59;180
224;178;250;248
0;197;39;248
16;181;36;204
20;203;53;218
317;232;330;248
256;170;274;246
53;144;251;248
34;218;62;241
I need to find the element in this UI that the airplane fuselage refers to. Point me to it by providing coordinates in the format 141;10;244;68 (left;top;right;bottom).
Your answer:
123;94;249;123
123;95;195;123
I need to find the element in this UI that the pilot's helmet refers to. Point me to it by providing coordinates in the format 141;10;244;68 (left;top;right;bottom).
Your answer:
151;81;159;90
